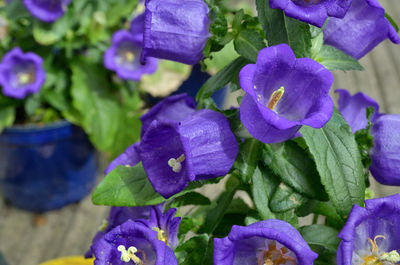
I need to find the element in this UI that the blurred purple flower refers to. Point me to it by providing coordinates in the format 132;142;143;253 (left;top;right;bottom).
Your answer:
336;89;380;133
324;0;400;59
23;0;71;23
0;47;45;99
104;30;157;81
86;205;158;258
141;0;210;65
139;109;238;198
92;220;177;265
337;194;400;265
239;44;334;143
336;89;400;185
214;219;318;265
269;0;352;27
137;207;181;249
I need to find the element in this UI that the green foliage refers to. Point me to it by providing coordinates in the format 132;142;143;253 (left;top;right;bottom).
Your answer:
300;110;366;220
176;234;213;265
256;0;311;57
232;138;264;183
313;45;364;71
0;106;15;133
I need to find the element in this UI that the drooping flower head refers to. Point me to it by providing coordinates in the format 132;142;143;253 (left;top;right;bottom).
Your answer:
86;205;163;258
92;220;178;265
239;44;334;143
336;89;380;133
324;0;400;59
140;93;196;136
104;30;157;81
269;0;352;27
337;194;400;265
336;89;400;186
139;109;239;198
214;219;318;265
137;207;181;249
22;0;72;23
141;0;210;65
0;47;45;99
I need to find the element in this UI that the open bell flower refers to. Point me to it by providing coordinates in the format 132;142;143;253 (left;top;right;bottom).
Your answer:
336;89;400;185
22;0;71;23
0;47;45;99
85;205;157;258
214;219;318;265
104;30;157;81
136;207;181;249
323;0;400;59
92;220;177;265
269;0;352;27
337;194;400;265
139;109;239;198
141;0;210;65
239;44;334;144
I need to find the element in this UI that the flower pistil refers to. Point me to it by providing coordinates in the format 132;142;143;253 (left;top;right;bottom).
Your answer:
257;242;296;265
153;227;168;244
168;154;185;173
117;245;146;264
267;86;285;110
362;235;400;265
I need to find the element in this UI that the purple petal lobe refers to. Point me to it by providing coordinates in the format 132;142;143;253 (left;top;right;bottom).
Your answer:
324;0;400;59
104;142;141;175
370;114;400;185
23;0;71;22
141;0;210;65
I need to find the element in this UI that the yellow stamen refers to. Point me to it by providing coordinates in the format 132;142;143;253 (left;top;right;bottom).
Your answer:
125;51;135;62
18;72;34;85
153;227;168;244
168;154;185;173
97;219;108;232
267;86;285;110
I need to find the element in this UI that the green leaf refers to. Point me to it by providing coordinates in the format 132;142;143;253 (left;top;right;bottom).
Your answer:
0;106;15;132
233;29;265;62
313;201;344;228
269;182;309;212
196;56;249;105
255;0;311;57
300;110;365;219
176;234;213;265
314;45;364;71
385;13;399;32
300;224;340;265
199;179;239;234
263;141;328;200
24;94;41;116
71;60;119;150
251;166;278;220
33;9;75;45
171;192;211;207
4;0;30;20
232;138;263;183
92;164;165;207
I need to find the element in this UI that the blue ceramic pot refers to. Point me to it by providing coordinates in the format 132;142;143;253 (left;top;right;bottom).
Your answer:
0;121;98;212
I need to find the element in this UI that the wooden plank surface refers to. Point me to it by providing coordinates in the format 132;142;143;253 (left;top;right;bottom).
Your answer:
0;1;399;264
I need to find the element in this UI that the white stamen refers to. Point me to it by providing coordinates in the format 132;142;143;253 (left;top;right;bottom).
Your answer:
17;73;31;85
168;154;185;173
117;245;142;264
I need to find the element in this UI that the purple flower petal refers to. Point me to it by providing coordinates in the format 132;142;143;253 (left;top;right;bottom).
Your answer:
337;195;400;265
0;47;45;99
269;0;352;27
239;44;333;143
140;93;196;136
370;114;400;186
324;0;400;59
104;30;158;81
214;219;318;265
336;89;380;133
141;0;210;65
23;0;71;23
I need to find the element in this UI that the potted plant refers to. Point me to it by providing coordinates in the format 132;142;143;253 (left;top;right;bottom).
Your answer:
0;0;196;212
